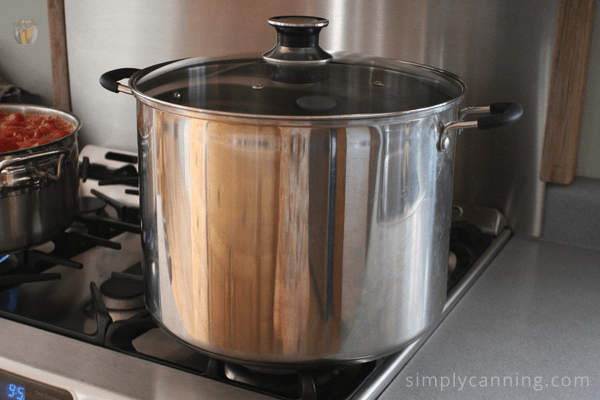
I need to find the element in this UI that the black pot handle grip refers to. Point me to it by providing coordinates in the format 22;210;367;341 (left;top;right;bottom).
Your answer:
478;102;523;130
100;68;140;94
438;102;523;151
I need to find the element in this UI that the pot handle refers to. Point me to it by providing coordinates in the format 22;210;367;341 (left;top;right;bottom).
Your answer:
437;102;523;151
100;68;140;95
0;148;70;181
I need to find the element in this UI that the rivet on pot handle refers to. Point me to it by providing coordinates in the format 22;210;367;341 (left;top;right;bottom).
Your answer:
0;148;70;181
99;68;140;95
437;102;523;151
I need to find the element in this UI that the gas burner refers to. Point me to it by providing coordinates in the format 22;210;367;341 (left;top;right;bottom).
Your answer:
78;195;108;216
93;263;145;321
0;254;18;274
83;262;145;322
0;247;82;292
99;263;144;310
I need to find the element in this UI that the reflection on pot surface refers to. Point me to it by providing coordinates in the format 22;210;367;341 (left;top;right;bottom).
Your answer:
139;104;455;366
379;118;434;225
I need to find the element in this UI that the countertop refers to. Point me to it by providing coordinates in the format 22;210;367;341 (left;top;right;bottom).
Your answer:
380;235;599;399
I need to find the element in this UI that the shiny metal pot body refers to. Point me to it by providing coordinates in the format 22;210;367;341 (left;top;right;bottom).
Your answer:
102;26;521;364
137;101;458;366
0;104;80;253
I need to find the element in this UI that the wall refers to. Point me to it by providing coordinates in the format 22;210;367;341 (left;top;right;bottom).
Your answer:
61;0;556;237
576;0;600;179
2;1;561;237
0;0;53;106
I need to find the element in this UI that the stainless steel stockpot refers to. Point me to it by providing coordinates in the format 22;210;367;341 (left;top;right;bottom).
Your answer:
0;104;81;254
101;16;522;367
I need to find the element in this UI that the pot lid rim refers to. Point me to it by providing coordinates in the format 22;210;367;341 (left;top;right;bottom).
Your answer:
132;90;466;126
129;51;468;121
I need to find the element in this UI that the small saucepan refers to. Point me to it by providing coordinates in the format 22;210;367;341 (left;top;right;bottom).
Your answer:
0;104;81;253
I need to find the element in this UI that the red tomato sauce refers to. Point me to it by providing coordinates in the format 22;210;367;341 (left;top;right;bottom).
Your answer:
0;112;75;153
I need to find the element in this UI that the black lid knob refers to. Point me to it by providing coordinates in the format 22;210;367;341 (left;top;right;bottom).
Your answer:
263;16;332;65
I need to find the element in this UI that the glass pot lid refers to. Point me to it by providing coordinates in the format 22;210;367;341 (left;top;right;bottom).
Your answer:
131;16;467;119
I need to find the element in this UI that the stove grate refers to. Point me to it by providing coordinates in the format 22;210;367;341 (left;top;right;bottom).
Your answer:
0;282;111;345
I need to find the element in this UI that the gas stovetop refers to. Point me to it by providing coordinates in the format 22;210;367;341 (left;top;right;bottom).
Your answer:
0;145;511;400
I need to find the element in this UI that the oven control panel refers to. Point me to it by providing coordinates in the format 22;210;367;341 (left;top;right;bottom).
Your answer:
0;369;72;400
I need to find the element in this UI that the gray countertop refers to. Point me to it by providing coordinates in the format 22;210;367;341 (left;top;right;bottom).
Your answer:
380;236;599;399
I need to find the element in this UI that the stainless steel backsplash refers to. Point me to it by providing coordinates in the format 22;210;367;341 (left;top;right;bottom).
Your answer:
65;0;557;236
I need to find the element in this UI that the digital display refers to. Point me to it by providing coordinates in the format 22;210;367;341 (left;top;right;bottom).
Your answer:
0;369;73;400
2;383;25;400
